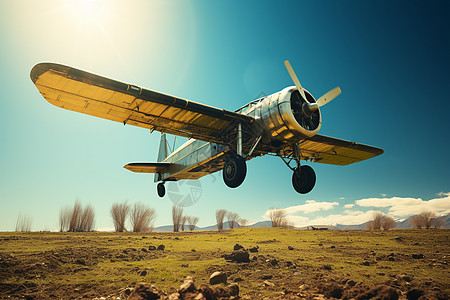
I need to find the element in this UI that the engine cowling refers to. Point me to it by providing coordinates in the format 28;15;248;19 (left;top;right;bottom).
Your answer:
254;86;321;141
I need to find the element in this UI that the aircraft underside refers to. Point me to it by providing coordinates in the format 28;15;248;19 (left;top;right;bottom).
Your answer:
145;134;318;198
31;60;383;198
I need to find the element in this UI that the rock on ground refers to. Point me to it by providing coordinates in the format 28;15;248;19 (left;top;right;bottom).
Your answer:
127;276;239;300
223;249;250;263
210;271;227;285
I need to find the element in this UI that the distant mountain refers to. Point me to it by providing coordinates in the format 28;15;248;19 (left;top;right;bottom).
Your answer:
153;221;240;232
153;225;176;232
396;214;450;229
396;216;415;229
248;221;272;228
335;223;368;230
442;214;450;228
152;214;449;232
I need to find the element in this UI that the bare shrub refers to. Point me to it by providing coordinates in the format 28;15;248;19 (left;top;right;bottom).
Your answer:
130;203;156;232
371;211;385;230
111;201;130;232
181;216;187;231
381;215;397;230
187;216;199;231
69;200;83;232
409;215;424;228
227;212;240;229
434;218;445;229
59;207;71;232
269;208;287;227
409;211;437;229
216;209;227;231
368;211;396;230
80;205;95;232
280;219;294;229
63;200;96;232
238;218;248;227
420;211;437;229
172;205;183;232
15;214;32;232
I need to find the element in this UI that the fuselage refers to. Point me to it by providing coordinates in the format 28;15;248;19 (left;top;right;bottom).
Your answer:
157;86;319;182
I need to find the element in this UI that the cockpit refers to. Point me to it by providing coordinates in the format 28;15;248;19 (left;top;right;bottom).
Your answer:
235;97;265;114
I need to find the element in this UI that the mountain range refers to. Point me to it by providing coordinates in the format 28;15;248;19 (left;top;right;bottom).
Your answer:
153;214;449;232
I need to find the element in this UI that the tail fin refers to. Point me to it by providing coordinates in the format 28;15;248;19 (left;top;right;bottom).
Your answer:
157;133;168;162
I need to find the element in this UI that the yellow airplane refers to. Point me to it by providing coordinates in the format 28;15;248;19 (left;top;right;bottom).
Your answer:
31;61;383;197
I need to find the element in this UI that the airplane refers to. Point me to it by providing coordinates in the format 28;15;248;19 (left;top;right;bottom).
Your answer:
30;61;383;197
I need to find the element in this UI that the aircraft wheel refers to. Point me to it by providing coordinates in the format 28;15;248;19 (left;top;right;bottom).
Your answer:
223;155;247;188
292;165;316;194
157;182;166;197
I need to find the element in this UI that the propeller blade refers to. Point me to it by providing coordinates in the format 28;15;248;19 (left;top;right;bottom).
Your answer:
317;87;341;107
284;60;310;104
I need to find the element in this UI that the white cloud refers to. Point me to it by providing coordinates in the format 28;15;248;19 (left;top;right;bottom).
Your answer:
262;205;376;227
344;210;364;215
262;201;339;220
355;194;450;217
289;210;377;227
285;215;310;227
284;200;339;214
261;192;450;228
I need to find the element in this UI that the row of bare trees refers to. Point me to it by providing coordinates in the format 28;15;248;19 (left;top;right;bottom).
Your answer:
367;210;446;230
18;198;446;232
215;209;247;231
59;200;95;232
172;205;199;232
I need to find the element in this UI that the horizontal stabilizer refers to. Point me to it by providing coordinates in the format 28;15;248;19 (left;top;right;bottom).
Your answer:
124;162;171;173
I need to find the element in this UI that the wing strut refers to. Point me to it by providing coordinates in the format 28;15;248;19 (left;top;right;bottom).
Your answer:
237;123;243;157
247;135;262;157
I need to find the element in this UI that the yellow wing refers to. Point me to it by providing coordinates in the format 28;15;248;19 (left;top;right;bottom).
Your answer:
31;63;253;143
123;163;172;173
295;134;384;166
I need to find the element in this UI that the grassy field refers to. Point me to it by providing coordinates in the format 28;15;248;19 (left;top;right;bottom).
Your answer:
0;228;448;299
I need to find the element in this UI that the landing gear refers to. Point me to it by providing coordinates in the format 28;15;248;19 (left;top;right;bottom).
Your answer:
157;182;166;197
292;165;316;194
223;155;247;188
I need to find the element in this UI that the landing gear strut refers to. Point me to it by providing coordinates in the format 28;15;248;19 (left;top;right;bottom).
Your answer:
280;142;316;194
157;182;165;197
223;123;247;188
223;155;247;188
292;165;316;194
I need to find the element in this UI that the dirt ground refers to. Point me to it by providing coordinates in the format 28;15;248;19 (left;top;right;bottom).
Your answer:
0;228;448;299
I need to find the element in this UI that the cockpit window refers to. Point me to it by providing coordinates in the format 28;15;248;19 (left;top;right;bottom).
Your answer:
235;97;264;114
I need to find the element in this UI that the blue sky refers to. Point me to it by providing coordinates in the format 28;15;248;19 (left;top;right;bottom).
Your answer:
0;0;449;231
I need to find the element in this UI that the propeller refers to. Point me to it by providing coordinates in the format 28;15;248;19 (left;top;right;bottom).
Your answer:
317;87;341;107
284;60;341;111
284;60;342;131
284;60;310;104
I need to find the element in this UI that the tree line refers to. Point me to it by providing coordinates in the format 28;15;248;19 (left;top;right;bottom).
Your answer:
366;210;445;230
14;202;446;232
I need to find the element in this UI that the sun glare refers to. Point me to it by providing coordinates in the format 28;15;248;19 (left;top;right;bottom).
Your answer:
65;0;107;27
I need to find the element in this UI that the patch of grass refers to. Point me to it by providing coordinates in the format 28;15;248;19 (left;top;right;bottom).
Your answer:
0;228;448;298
